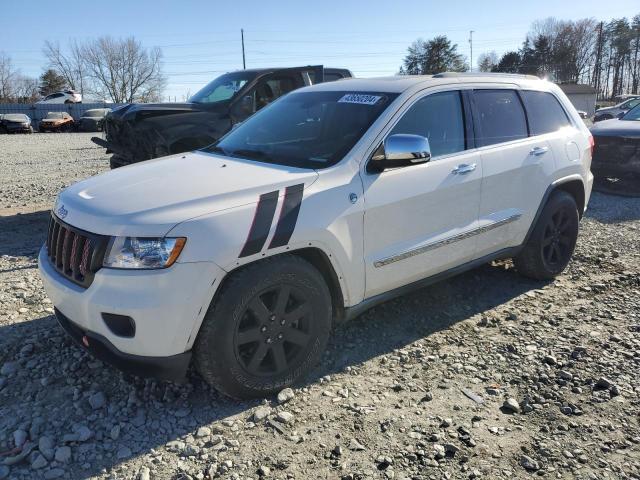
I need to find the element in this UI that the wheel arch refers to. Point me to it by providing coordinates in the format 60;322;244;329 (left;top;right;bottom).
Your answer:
216;247;347;324
522;176;586;247
554;178;585;219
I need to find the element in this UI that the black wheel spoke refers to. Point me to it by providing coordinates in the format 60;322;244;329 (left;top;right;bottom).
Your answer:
237;328;261;345
542;235;554;247
271;343;287;372
247;343;269;371
273;286;291;317
284;302;311;323
248;297;271;323
286;327;310;346
559;234;572;246
552;244;562;263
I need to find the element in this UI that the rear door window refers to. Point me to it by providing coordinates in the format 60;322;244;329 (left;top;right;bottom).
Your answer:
521;91;570;135
473;89;528;147
389;90;466;158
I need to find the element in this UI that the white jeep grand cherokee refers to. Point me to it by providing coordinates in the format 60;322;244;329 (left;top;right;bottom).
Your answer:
39;73;594;398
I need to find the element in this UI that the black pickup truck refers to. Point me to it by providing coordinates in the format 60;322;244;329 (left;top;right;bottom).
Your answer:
93;65;353;168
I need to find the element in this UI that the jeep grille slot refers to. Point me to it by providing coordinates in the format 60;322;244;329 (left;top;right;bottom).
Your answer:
46;214;108;289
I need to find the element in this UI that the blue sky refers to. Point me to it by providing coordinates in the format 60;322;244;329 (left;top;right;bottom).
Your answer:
3;0;639;100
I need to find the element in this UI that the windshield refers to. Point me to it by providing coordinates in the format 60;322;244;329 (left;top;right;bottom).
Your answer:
46;112;63;119
620;98;640;109
83;109;109;117
4;114;28;122
622;104;640;121
190;71;258;104
208;91;398;169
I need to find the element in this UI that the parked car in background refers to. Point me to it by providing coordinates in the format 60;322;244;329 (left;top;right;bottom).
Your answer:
593;96;640;122
41;73;593;398
93;65;353;168
590;104;640;179
36;90;82;104
77;108;111;132
0;113;33;133
39;112;75;132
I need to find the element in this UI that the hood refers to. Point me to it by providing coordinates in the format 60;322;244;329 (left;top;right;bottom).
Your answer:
110;101;229;122
56;151;319;237
590;118;640;137
595;106;618;114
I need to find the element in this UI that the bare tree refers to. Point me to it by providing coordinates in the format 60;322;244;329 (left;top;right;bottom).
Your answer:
13;75;39;103
477;51;499;72
43;40;86;95
0;52;18;102
80;36;165;103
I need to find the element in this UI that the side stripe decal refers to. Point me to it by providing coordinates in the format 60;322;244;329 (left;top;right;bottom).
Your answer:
269;184;304;249
239;190;279;258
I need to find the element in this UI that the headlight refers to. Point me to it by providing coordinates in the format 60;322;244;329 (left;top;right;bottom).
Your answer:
103;237;186;269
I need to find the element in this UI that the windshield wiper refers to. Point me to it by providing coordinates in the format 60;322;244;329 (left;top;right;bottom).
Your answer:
207;145;228;155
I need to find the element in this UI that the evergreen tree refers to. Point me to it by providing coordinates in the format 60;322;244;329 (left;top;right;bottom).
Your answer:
39;69;67;97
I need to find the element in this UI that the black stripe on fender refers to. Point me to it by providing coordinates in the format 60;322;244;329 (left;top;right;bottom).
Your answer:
239;190;279;258
269;183;304;249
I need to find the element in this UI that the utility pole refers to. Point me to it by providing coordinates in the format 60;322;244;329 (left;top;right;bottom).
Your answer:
593;21;604;98
469;30;474;72
241;29;246;70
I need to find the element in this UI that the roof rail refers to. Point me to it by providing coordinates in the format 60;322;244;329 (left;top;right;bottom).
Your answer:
433;72;540;80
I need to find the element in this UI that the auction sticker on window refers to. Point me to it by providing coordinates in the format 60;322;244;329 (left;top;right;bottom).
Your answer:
338;94;382;105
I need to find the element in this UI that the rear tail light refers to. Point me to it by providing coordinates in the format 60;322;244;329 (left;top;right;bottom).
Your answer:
588;134;595;157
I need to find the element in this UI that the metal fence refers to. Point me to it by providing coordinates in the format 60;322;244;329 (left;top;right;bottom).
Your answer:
0;103;126;127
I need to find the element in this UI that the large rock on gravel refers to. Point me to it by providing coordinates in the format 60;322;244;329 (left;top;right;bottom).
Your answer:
54;447;71;463
0;362;18;376
520;455;540;471
277;388;295;404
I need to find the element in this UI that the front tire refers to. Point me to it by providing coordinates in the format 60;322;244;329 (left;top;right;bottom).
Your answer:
514;190;579;280
194;255;332;399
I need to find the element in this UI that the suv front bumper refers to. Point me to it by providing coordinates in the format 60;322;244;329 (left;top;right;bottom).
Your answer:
38;246;223;376
55;308;191;381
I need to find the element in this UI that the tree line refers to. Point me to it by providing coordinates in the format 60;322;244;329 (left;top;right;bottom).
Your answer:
401;14;640;100
0;36;165;104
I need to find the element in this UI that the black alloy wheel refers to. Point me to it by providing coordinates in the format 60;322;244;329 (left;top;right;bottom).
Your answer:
194;255;332;399
514;190;579;280
235;285;312;377
541;209;574;269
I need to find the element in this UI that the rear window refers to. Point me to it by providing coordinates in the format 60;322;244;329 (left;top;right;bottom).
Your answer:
473;89;527;147
521;91;570;135
4;114;28;122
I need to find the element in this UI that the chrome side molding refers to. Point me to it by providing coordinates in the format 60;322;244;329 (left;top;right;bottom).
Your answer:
373;213;522;268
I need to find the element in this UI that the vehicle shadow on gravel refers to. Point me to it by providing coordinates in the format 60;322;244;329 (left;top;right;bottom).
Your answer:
0;209;50;258
584;191;640;223
0;257;547;479
315;261;545;378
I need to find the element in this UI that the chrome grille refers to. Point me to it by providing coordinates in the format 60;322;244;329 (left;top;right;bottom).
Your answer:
46;214;108;289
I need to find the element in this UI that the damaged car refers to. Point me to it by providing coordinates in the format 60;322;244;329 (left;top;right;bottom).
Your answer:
77;108;111;132
590;104;640;180
92;66;352;168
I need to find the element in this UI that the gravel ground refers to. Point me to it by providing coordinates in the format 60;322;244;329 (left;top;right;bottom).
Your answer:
0;133;639;480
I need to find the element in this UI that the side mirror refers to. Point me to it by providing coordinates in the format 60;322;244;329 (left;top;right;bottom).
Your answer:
368;134;431;172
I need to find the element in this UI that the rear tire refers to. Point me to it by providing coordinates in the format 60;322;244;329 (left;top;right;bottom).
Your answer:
514;190;579;280
194;255;332;399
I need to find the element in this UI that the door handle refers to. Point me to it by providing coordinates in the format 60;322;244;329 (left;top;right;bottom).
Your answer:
451;163;477;175
530;146;549;156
